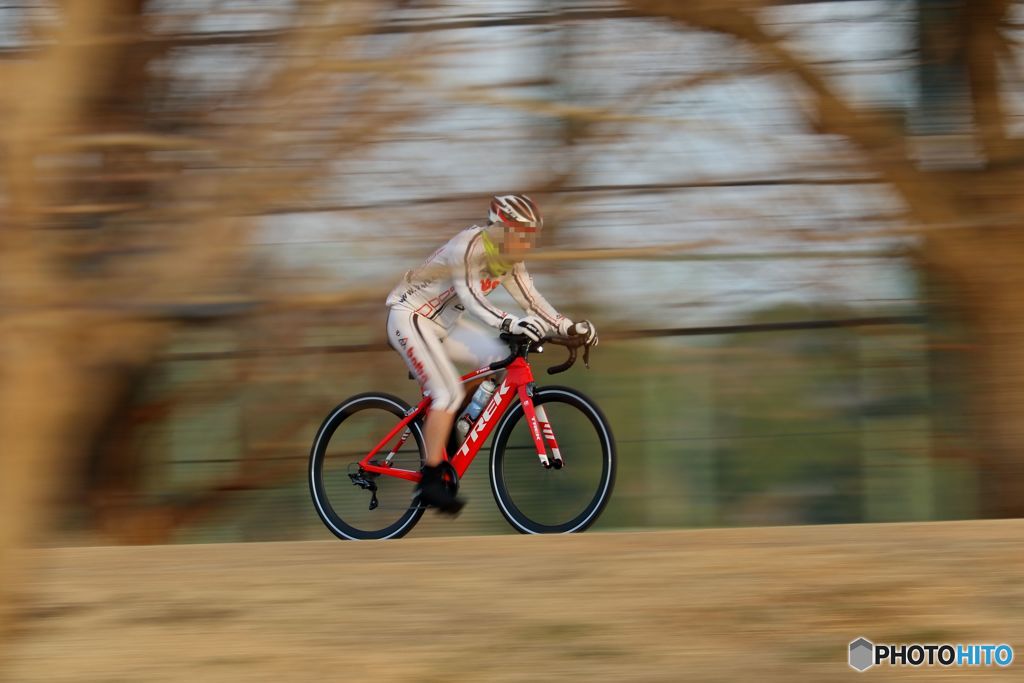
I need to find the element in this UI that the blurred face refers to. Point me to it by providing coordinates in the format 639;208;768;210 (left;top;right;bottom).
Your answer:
502;227;538;260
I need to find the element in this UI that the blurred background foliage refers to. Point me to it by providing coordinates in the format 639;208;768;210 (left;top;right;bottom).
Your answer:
0;0;1022;553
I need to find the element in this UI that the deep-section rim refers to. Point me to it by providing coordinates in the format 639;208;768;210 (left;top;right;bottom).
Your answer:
309;392;426;540
489;386;616;534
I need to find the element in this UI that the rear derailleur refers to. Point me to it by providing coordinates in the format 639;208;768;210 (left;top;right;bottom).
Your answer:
348;467;379;510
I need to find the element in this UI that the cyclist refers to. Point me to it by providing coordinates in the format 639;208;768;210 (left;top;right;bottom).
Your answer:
386;194;598;514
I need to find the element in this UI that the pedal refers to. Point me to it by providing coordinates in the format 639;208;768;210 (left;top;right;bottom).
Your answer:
439;461;460;495
436;497;464;516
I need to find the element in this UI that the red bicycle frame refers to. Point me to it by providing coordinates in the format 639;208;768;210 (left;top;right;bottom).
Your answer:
357;356;560;482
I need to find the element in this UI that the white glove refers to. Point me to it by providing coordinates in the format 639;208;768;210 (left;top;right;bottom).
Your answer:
504;315;546;342
570;319;598;345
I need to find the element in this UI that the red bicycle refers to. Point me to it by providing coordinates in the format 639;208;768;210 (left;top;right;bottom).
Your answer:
309;332;615;539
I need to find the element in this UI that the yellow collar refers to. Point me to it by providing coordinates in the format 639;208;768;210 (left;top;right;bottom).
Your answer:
481;230;512;277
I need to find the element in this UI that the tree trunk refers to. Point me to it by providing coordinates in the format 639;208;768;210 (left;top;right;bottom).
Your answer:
924;225;1024;516
0;315;88;656
0;313;168;667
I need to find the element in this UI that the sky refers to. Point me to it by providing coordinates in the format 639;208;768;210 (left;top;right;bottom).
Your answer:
256;1;925;328
0;1;953;327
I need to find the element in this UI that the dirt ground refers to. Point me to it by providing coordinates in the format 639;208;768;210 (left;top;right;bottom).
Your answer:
5;520;1024;682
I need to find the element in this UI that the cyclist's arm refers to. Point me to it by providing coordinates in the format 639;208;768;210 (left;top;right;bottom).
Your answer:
502;262;568;334
450;231;512;328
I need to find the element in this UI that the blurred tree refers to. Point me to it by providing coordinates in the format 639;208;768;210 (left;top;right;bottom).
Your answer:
625;0;1024;515
3;0;1024;664
0;0;420;659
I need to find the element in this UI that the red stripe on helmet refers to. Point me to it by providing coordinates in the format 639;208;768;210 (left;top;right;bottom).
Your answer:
498;206;535;228
491;194;541;229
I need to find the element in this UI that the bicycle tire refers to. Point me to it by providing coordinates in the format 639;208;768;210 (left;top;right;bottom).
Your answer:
489;386;616;534
309;392;426;540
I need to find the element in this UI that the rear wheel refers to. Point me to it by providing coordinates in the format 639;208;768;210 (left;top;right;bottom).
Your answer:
309;393;426;540
489;387;615;534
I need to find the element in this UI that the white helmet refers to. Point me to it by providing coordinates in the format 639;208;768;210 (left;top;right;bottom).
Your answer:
488;194;542;232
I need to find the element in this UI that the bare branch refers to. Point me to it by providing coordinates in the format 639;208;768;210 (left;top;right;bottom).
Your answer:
624;0;958;226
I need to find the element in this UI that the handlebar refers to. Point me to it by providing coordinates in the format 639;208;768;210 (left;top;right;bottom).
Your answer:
490;331;593;375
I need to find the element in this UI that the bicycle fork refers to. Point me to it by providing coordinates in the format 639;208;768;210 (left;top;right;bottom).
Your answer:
520;386;563;469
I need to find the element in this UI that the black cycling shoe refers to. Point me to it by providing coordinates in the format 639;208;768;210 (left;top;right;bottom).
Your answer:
416;463;465;515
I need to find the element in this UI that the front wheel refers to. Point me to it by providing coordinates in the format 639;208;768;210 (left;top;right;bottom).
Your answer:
489;386;616;534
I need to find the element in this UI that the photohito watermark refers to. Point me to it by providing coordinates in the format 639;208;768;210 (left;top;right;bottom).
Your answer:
849;637;1014;672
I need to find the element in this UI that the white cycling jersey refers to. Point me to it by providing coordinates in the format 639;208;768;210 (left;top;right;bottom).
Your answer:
386;225;567;333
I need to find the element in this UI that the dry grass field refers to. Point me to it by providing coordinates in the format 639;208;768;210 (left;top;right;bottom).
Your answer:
6;520;1024;681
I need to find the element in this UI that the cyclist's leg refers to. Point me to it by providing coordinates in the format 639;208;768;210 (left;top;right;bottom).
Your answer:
434;315;508;417
443;314;508;367
387;308;465;513
387;308;464;465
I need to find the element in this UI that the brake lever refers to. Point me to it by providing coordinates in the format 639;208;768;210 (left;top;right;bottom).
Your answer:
583;343;591;369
